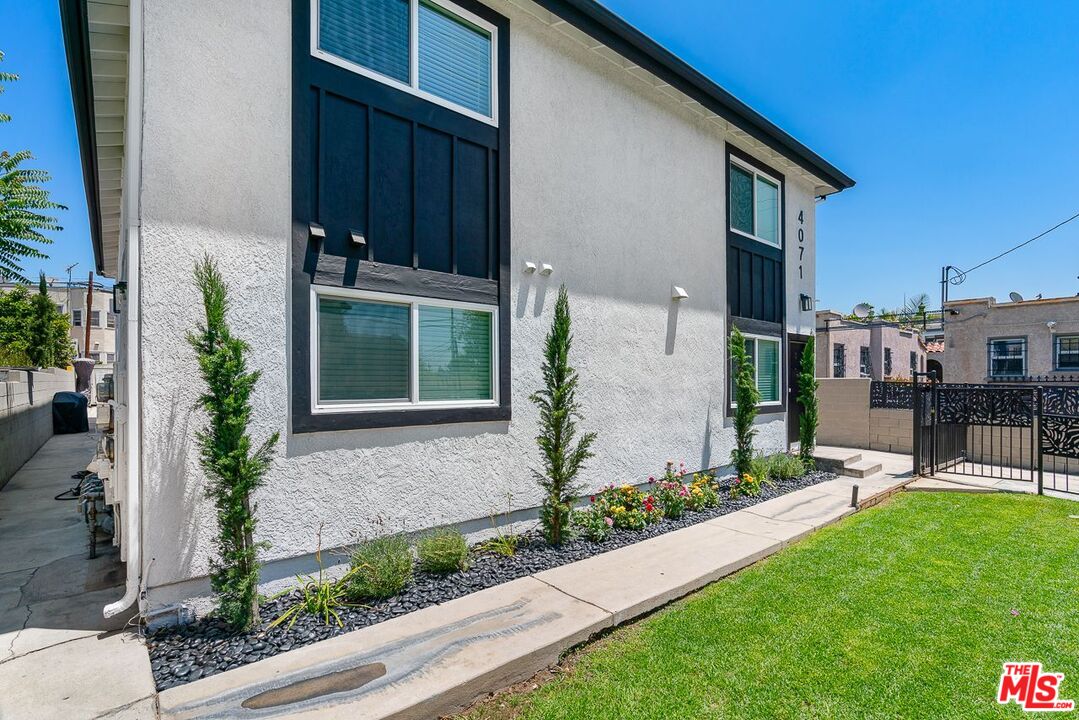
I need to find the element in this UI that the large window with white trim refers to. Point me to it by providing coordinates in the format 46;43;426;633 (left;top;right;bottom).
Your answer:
732;334;782;406
313;287;497;412
729;158;781;248
313;0;497;123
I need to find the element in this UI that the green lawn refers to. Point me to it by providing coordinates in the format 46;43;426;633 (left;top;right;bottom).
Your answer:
468;492;1079;720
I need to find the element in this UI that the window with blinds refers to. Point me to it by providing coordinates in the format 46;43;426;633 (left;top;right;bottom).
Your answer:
315;0;496;121
315;289;495;409
731;335;782;407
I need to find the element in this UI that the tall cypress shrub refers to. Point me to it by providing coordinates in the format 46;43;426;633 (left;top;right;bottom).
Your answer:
188;257;279;630
530;285;596;545
730;326;759;478
798;338;819;466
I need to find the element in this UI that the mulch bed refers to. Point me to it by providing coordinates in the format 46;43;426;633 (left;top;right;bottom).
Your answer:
148;470;835;690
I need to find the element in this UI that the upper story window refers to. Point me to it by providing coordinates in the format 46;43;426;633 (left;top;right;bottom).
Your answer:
106;312;116;329
1054;335;1079;371
988;338;1026;378
859;346;872;378
729;157;781;248
90;310;101;326
833;344;845;378
314;0;497;123
72;309;82;327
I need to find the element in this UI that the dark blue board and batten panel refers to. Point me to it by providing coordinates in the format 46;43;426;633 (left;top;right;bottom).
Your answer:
291;0;511;432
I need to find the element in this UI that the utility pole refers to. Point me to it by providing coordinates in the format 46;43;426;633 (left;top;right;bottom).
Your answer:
84;271;93;359
65;262;78;322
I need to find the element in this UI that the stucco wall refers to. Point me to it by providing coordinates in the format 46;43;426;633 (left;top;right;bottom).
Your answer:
0;369;75;488
944;297;1079;383
816;322;926;380
137;0;808;607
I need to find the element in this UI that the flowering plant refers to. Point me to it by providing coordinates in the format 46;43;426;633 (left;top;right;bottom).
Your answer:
686;470;720;511
650;460;690;519
730;472;764;498
572;507;613;542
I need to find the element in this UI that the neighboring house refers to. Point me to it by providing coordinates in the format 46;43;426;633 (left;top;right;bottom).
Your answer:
0;278;116;374
815;311;927;381
942;294;1079;384
60;0;853;620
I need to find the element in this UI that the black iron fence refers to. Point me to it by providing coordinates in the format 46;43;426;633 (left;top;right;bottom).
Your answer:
893;378;1079;496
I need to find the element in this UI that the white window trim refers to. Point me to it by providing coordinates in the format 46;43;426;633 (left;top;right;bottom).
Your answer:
1054;335;1079;371
310;285;499;414
729;156;782;249
731;333;783;408
989;337;1027;377
311;0;499;126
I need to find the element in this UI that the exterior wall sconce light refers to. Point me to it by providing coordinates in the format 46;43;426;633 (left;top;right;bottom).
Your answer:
349;229;366;246
112;281;127;314
671;285;688;301
523;261;537;273
539;263;554;276
800;294;813;312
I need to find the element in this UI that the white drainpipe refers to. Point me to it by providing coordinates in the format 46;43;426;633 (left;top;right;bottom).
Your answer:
104;0;144;619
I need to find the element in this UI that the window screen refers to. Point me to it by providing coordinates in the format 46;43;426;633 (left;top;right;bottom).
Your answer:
418;1;491;116
318;296;411;402
418;305;492;400
756;338;780;403
319;0;411;83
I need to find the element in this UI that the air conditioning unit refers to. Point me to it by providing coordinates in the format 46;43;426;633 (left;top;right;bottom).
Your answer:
96;374;114;403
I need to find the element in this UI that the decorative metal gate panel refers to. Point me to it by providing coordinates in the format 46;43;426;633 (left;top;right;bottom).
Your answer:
912;381;1079;496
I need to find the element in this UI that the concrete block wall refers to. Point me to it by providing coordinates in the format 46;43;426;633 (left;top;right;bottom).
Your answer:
0;368;75;488
817;378;912;453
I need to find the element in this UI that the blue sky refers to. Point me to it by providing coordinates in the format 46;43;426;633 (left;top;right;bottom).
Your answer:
3;0;1078;307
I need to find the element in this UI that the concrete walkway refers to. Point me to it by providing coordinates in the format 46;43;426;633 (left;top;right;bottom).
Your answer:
0;432;155;720
158;453;914;720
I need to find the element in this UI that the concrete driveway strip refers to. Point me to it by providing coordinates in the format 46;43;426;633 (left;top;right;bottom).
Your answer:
534;522;779;625
158;576;612;720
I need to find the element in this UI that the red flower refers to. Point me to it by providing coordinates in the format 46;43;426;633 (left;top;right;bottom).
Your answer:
590;495;596;503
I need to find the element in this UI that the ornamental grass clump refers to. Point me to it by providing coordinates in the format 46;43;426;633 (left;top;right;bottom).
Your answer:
417;528;470;573
530;285;597;545
347;534;413;599
767;453;806;481
271;526;362;629
189;256;279;630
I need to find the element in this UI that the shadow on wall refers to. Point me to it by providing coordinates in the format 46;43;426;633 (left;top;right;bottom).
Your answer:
515;271;552;319
285;420;511;459
146;389;200;588
665;298;679;355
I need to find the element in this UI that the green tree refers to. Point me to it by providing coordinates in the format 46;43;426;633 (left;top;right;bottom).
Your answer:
0;51;63;283
730;327;759;478
530;285;596;545
0;278;71;367
797;338;819;466
188;256;279;630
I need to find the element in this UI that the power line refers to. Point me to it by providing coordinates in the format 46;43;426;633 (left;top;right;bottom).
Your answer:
954;210;1079;282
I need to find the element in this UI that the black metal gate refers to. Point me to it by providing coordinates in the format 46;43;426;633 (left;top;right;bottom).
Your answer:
913;378;1079;496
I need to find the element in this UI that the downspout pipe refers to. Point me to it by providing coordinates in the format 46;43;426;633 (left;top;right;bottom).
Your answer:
104;0;144;619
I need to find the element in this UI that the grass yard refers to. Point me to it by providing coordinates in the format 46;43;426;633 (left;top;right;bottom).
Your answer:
465;492;1079;720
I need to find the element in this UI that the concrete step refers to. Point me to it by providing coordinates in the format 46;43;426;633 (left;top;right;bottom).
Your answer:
813;449;862;474
842;460;884;479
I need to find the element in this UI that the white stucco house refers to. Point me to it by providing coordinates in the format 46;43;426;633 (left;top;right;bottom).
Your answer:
60;0;854;621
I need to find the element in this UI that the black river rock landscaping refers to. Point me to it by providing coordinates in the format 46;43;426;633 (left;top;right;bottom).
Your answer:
147;470;835;690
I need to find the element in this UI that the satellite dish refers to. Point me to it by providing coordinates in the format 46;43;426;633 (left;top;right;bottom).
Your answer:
852;303;872;319
1009;292;1024;303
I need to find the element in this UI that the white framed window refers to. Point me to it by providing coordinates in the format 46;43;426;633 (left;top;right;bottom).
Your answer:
988;337;1026;378
311;285;498;413
106;312;116;329
731;334;782;407
729;157;781;248
312;0;498;125
72;309;82;326
1055;335;1079;371
90;310;101;327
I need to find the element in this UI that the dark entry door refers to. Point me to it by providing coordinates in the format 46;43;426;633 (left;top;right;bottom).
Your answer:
788;340;807;445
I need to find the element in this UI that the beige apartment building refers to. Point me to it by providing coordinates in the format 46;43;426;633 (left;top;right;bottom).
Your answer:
942;294;1079;384
1;278;116;368
816;310;927;380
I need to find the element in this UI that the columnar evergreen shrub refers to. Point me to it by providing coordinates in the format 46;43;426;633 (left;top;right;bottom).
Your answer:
729;327;760;478
530;285;596;545
188;256;279;630
798;338;819;466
